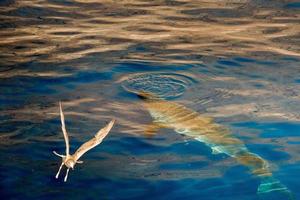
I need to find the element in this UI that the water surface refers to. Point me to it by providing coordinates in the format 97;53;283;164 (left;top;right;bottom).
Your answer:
0;0;300;199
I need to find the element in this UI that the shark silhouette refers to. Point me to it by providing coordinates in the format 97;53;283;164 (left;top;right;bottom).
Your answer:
137;92;293;199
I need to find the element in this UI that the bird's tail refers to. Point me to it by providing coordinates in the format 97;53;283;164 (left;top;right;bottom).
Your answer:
257;176;294;200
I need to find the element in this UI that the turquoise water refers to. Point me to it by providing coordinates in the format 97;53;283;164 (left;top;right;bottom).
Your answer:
1;0;300;199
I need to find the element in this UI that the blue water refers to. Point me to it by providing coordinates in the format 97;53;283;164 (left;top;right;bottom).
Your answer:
1;0;300;200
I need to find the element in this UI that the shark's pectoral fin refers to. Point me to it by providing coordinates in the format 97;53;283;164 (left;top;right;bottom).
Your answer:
211;146;223;154
144;122;164;137
195;136;224;155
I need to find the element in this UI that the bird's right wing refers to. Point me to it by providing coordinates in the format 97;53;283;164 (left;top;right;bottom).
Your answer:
73;119;115;162
59;102;70;156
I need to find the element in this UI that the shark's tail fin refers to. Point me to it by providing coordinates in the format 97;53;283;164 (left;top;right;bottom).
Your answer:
257;176;294;200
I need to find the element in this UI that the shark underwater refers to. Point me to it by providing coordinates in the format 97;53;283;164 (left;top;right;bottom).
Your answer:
137;92;293;199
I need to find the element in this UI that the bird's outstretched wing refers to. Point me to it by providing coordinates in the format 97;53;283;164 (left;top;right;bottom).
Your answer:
73;119;115;162
60;102;70;156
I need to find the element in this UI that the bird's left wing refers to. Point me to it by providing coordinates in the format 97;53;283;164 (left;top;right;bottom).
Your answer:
60;102;70;156
73;119;115;162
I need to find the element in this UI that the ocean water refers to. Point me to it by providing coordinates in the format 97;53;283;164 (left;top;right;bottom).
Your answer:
0;0;300;200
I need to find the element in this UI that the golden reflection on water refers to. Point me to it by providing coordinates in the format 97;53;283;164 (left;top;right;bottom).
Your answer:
1;0;299;66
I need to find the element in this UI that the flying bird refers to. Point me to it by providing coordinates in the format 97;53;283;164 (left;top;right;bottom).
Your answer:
53;102;115;182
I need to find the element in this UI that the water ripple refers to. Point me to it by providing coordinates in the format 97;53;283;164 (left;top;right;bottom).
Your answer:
120;72;196;99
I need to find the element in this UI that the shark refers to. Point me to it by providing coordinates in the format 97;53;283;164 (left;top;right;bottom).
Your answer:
137;92;293;199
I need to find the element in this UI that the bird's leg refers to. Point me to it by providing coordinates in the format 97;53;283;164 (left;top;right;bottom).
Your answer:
76;160;83;164
55;162;64;179
53;151;65;158
64;168;70;182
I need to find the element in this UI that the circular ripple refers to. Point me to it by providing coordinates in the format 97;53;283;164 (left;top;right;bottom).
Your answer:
120;72;196;99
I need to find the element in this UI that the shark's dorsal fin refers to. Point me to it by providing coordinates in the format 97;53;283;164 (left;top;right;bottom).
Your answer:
137;91;161;101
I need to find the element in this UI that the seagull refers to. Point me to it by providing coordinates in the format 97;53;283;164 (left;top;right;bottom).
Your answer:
53;102;115;182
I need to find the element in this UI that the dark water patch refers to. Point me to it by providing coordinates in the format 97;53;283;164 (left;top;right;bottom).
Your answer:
280;163;300;199
71;71;112;83
0;71;112;95
0;113;12;122
4;6;88;19
116;85;141;99
0;66;14;72
232;121;300;138
0;159;94;200
103;136;167;156
113;62;195;73
256;60;277;66
284;2;300;9
47;0;79;6
0;76;54;97
217;60;242;67
246;144;290;161
168;140;212;157
103;136;214;158
0;98;25;109
160;161;208;170
47;0;105;8
262;27;286;35
137;27;169;33
0;120;33;134
37;17;69;25
193;178;225;190
27;85;56;94
247;73;264;79
234;57;256;63
0;0;15;6
214;65;227;71
260;123;300;138
1;17;69;28
281;57;299;62
193;176;259;200
6;141;56;160
114;62;165;73
252;83;265;88
14;45;28;50
106;37;134;44
51;31;82;36
102;8;149;17
56;44;95;54
287;141;300;145
224;165;253;181
85;19;118;25
138;179;195;200
181;7;251;18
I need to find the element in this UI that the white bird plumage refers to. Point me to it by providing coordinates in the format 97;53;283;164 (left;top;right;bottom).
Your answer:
53;102;115;182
